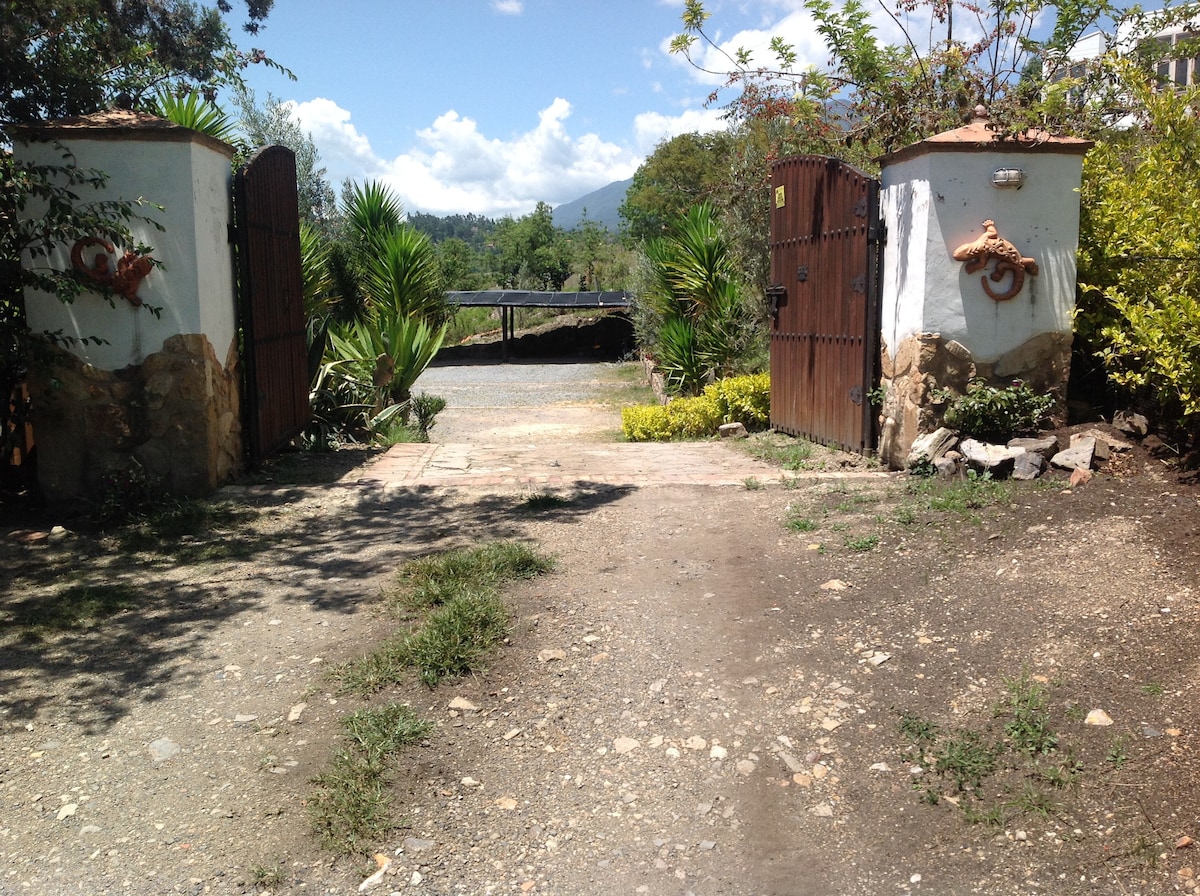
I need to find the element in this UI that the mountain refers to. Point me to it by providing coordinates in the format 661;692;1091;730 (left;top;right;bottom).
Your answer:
552;178;631;233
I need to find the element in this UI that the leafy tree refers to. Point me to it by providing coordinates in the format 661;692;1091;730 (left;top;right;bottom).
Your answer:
436;238;487;291
492;202;571;290
1076;59;1200;441
620;132;735;245
232;87;337;226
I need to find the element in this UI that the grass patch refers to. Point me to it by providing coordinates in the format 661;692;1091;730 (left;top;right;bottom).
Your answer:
906;471;1013;518
401;592;511;687
742;435;817;470
250;862;287;889
935;729;1001;792
845;533;880;552
2;582;139;636
784;507;819;532
392;541;553;610
336;541;554;694
308;703;430;855
996;672;1058;756
743;477;764;490
519;491;575;512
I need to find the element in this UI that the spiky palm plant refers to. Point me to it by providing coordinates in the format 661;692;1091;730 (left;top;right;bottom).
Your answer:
153;90;240;144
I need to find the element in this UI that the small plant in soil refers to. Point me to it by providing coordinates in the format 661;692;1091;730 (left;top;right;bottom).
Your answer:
742;477;764;490
250;861;287;888
898;710;940;746
934;729;1001;792
307;703;431;855
1106;736;1129;769
996;672;1058;756
845;533;880;552
742;434;816;470
785;510;819;532
520;491;576;511
392;541;553;610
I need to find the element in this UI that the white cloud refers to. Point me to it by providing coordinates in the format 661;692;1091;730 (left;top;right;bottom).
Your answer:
632;107;727;155
492;0;523;14
286;97;641;218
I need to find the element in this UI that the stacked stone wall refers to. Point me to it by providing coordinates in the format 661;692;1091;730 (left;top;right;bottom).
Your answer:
29;334;241;500
877;331;1071;469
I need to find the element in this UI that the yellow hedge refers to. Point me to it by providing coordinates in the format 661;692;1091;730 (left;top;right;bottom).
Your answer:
622;374;770;442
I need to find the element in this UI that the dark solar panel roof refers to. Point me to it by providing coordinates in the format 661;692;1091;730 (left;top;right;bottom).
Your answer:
447;290;630;308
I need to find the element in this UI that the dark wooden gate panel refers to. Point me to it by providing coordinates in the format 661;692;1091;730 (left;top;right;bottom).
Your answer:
234;145;309;464
768;156;881;454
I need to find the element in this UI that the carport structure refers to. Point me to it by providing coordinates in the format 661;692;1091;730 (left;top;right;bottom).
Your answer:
447;290;631;360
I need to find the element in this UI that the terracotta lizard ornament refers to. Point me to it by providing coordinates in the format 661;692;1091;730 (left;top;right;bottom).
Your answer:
71;237;154;307
951;220;1038;302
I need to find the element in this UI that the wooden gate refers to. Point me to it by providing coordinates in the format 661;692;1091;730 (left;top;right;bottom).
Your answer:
234;145;309;464
768;156;882;454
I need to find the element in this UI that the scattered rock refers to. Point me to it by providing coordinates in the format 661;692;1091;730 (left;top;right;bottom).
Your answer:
810;803;834;817
1012;451;1046;481
1069;467;1093;488
718;422;748;439
1073;430;1112;461
1085;709;1114;727
403;837;434;853
56;803;78;821
358;853;392;892
907;427;958;467
736;759;756;776
820;579;850;592
709;745;728;760
449;697;480;712
288;703;306;722
495;798;518;811
1008;436;1058;461
148;737;180;761
1114;410;1149;437
1178;836;1195;849
537;648;567;663
960;439;1023;477
613;736;640;755
684;736;707;750
1052;438;1095;471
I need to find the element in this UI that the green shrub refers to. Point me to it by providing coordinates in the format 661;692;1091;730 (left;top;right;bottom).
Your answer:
942;379;1053;443
705;373;770;428
622;373;770;441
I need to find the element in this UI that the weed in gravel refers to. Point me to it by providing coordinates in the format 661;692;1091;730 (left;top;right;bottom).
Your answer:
519;491;576;512
393;542;553;610
845;533;880;552
1106;736;1130;769
893;504;917;526
308;749;393;855
935;730;1001;792
961;803;1007;827
742;436;816;470
400;592;511;687
342;704;431;762
907;471;1012;518
996;672;1058;756
898;710;940;746
250;861;287;888
743;477;764;490
2;583;138;637
784;505;819;532
1141;682;1164;696
1006;783;1057;821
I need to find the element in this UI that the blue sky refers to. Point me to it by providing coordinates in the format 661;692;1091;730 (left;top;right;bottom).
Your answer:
232;0;1127;219
233;0;845;217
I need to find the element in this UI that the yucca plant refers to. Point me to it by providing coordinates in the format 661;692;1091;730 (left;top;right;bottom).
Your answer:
153;90;240;144
327;311;447;418
638;203;754;395
363;227;448;324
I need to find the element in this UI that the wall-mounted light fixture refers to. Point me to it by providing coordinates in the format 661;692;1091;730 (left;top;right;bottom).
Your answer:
991;167;1027;189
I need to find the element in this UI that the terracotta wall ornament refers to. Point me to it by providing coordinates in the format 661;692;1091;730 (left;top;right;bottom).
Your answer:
951;219;1039;302
70;237;155;307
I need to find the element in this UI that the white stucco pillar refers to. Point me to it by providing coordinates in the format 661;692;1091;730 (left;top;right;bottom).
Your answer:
16;110;243;497
875;111;1092;467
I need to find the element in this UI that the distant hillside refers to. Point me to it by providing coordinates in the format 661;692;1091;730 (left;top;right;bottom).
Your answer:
553;178;631;233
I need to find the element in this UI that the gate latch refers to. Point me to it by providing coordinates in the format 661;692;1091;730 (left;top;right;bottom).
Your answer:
766;284;787;321
849;386;864;405
797;265;809;283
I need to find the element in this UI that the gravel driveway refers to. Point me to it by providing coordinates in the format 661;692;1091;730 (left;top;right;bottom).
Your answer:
2;361;1199;896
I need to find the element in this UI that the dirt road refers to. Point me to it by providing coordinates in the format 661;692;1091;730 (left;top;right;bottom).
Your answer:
2;361;1199;896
